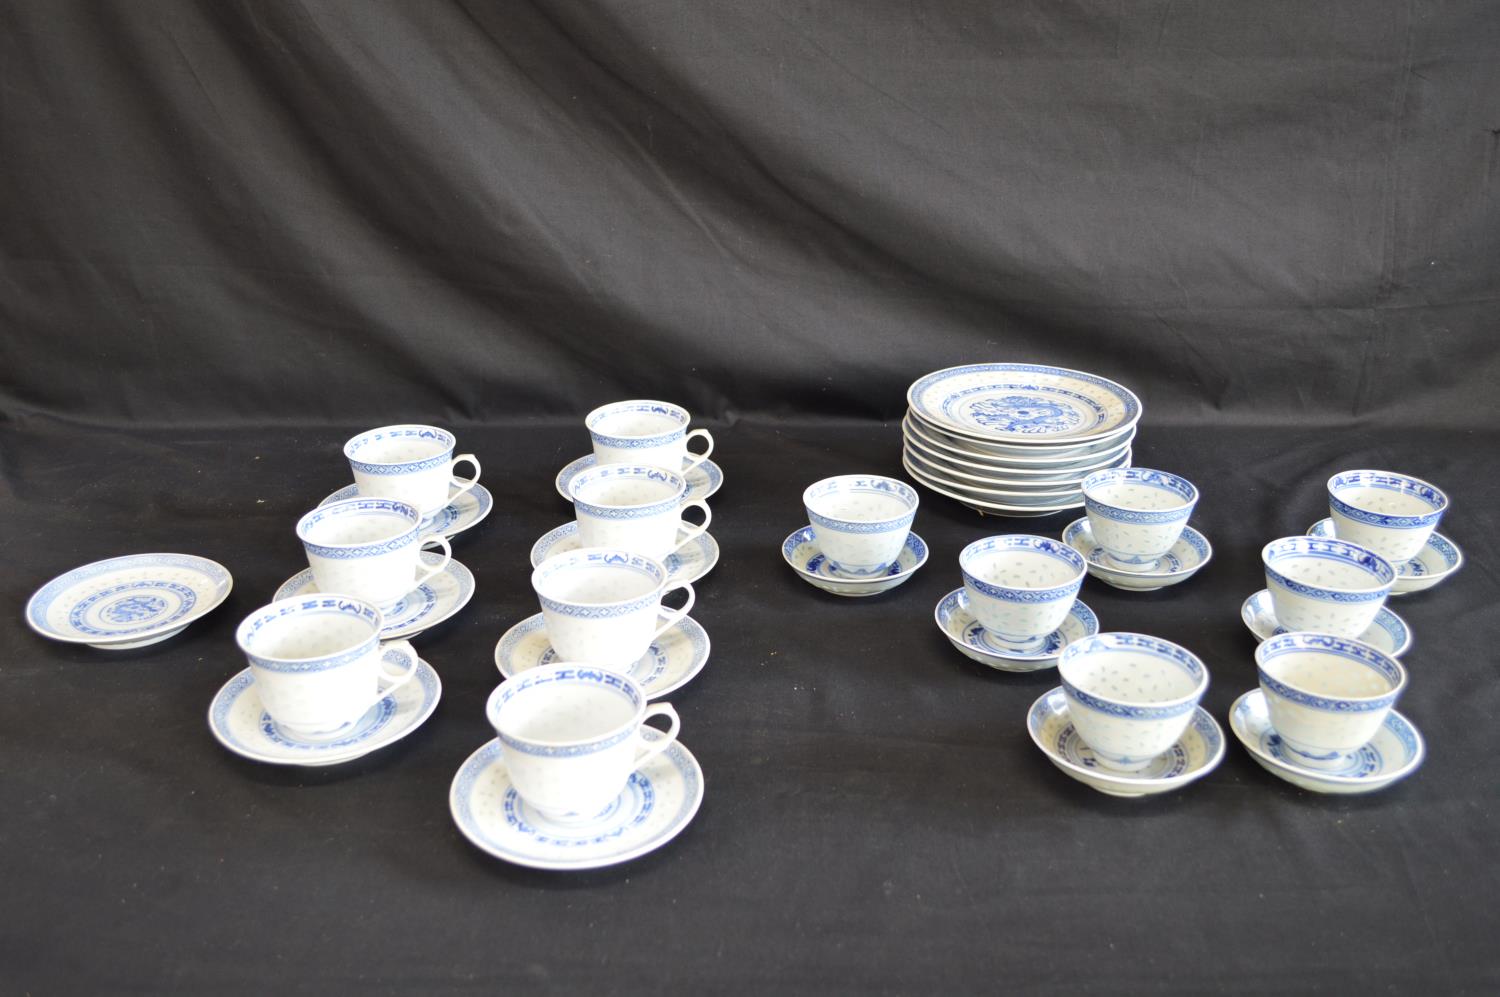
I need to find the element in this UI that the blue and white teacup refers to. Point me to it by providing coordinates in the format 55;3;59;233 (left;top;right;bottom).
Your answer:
343;424;481;516
586;400;714;473
1081;467;1199;572
959;535;1086;652
1262;536;1394;638
568;463;711;561
531;548;694;669
487;664;680;821
1058;633;1209;772
236;596;419;739
1327;469;1449;564
297;497;452;608
803;474;919;576
1256;632;1407;770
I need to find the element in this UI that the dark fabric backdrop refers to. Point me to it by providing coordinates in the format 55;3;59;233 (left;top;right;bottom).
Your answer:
2;2;1498;994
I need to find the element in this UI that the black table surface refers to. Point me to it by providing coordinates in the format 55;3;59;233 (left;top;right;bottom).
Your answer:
3;415;1497;994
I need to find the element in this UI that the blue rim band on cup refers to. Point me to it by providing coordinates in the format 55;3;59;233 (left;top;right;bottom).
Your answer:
569;464;686;520
1058;632;1208;720
586;400;691;450
802;475;919;534
531;548;670;618
1254;632;1406;712
1261;536;1395;602
487;664;646;757
296;497;422;559
1081;467;1199;525
1327;470;1449;530
343;424;455;475
235;595;383;673
958;534;1086;602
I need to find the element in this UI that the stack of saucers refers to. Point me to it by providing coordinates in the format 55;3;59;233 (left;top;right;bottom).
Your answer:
902;363;1141;517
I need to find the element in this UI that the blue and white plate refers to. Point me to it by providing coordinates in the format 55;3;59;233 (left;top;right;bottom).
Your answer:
902;454;1083;517
1027;688;1224;797
494;612;709;699
907;363;1142;446
273;553;475;641
556;454;722;504
1241;589;1410;657
208;654;441;767
1306;518;1462;596
1228;689;1424;795
450;728;703;870
530;522;718;587
318;481;492;540
26;553;233;649
1062;518;1212;592
934;588;1098;672
781;527;928;597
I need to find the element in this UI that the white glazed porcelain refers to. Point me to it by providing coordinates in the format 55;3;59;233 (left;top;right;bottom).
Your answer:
495;613;710;699
557;453;723;504
901;454;1084;516
531;548;694;669
906;363;1142;445
25;553;233;649
958;535;1086;652
1027;688;1225;797
343;424;480;516
296;497;452;608
234;596;420;739
781;527;927;597
1057;633;1209;773
904;449;1086;502
1327;470;1449;563
586;399;713;473
209;655;441;766
1254;632;1407;771
933;588;1098;672
902;413;1134;467
1228;689;1424;795
1306;518;1462;596
1081;467;1198;572
1240;589;1410;657
1261;536;1394;637
568;463;711;561
274;552;475;641
802;475;919;576
319;481;493;540
1061;518;1212;592
532;521;718;587
450;727;703;870
485;663;680;822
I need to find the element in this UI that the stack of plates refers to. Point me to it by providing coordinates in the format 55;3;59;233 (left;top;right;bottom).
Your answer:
901;363;1141;517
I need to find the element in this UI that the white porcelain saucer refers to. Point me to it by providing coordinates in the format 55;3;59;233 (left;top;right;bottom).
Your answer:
450;728;704;870
1061;518;1212;592
1027;688;1225;797
494;613;710;699
530;522;719;586
1307;518;1463;596
933;588;1098;672
274;553;475;641
1228;689;1424;795
319;481;493;540
26;553;234;649
556;454;723;504
780;527;928;597
208;652;441;767
1241;589;1410;657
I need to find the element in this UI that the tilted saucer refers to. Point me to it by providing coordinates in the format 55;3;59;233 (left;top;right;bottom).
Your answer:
319;481;492;540
556;454;723;504
781;527;928;597
1061;518;1212;592
933;588;1098;672
208;652;441;767
1241;589;1410;657
1228;689;1424;795
494;612;709;699
530;522;718;586
274;553;475;641
1307;518;1462;596
26;553;233;649
450;728;704;870
1027;688;1225;797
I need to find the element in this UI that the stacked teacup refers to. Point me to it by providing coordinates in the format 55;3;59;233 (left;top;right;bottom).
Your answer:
457;400;716;869
1059;467;1212;592
210;424;483;765
782;474;928;597
1229;468;1450;794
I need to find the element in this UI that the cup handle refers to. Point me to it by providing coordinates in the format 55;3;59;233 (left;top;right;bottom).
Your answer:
680;429;713;474
351;640;421;715
632;702;681;768
669;500;712;556
650;581;695;642
412;534;452;589
447;453;482;504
